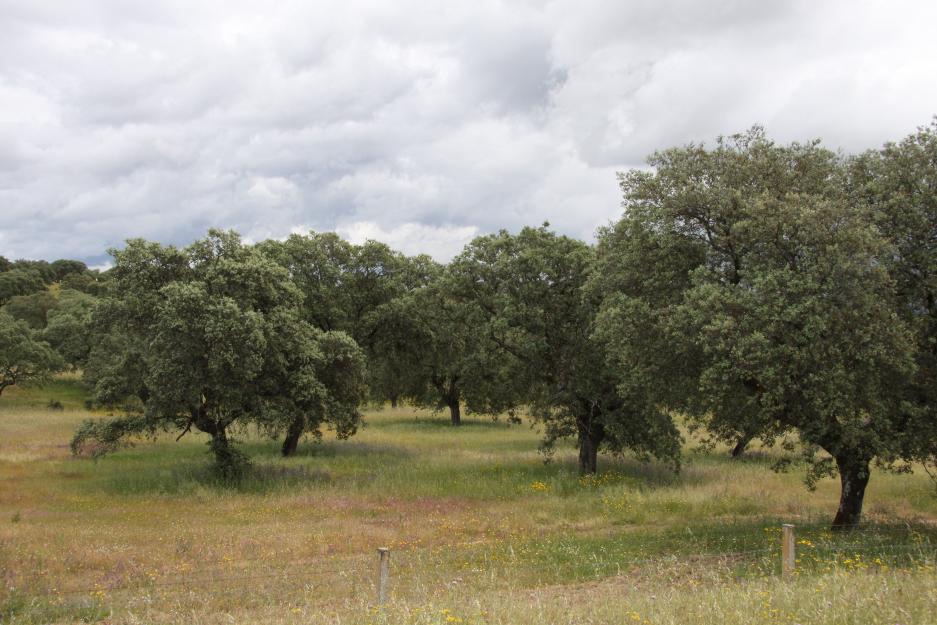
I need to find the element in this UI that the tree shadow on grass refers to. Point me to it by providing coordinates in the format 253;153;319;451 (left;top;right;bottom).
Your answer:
80;450;337;496
74;431;734;500
364;414;520;431
401;454;695;500
72;434;417;496
283;439;415;459
522;453;702;492
702;448;779;467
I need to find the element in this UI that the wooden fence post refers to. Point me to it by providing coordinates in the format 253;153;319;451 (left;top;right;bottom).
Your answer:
377;547;390;605
781;524;795;577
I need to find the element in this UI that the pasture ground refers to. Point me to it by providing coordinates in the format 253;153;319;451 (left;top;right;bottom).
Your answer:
2;376;937;624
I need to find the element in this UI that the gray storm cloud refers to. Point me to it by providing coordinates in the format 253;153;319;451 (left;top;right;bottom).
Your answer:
1;0;935;263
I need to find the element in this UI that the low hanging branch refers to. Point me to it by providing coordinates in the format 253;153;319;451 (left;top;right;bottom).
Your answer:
70;414;156;458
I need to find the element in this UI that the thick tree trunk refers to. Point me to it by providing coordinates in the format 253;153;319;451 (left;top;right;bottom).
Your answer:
390;395;398;409
831;454;871;530
435;377;461;426
731;432;755;458
192;409;244;479
208;426;249;480
210;426;228;452
208;426;233;474
281;416;304;457
448;399;461;426
577;420;604;475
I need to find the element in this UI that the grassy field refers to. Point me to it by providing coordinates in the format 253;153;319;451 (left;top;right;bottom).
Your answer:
2;377;937;624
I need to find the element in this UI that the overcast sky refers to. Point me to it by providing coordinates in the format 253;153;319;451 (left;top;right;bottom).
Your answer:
2;0;936;265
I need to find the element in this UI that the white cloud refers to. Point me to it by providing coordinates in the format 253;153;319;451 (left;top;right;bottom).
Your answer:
1;0;935;264
336;221;479;261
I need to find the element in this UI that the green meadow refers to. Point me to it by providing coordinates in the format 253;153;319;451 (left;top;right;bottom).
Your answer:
2;378;937;624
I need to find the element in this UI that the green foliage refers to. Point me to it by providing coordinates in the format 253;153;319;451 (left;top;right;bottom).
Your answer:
257;311;367;455
0;269;45;306
83;333;150;408
0;285;99;369
258;232;405;337
60;268;108;295
259;232;428;406
450;225;681;473
49;259;88;281
850;120;937;469
42;289;97;368
2;290;57;329
8;260;56;283
77;230;367;475
0;311;62;397
595;127;920;526
370;262;506;424
71;414;154;457
303;330;368;438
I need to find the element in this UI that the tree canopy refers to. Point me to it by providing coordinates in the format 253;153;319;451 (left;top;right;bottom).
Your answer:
852;121;937;476
370;261;509;425
42;289;98;369
449;226;681;473
0;311;62;397
0;269;45;306
594;128;920;527
73;230;366;476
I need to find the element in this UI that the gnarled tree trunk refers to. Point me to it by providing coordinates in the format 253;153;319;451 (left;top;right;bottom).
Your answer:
576;418;605;475
208;426;247;480
192;408;244;479
831;453;871;530
209;426;229;459
433;375;462;426
730;432;755;458
448;399;461;426
281;416;304;457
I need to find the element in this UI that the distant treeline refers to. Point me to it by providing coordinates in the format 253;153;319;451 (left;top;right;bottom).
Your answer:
3;120;937;529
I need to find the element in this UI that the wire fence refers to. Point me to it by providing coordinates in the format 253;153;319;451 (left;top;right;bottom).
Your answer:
3;525;937;619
